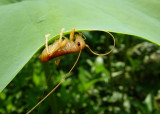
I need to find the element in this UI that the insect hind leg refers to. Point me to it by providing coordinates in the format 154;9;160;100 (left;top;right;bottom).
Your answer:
45;34;51;56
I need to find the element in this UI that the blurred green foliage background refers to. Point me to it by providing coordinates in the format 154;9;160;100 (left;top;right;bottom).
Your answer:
0;31;160;114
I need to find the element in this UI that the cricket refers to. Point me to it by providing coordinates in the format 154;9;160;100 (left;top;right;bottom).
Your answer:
27;28;115;114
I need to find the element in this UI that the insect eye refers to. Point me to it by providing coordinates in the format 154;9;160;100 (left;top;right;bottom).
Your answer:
78;42;80;46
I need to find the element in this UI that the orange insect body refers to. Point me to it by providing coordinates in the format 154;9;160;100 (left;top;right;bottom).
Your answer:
39;34;85;62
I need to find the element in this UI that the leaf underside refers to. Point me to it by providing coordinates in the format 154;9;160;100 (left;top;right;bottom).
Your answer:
0;0;159;92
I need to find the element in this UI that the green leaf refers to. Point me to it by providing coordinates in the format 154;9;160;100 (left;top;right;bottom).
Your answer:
144;93;154;112
0;0;159;92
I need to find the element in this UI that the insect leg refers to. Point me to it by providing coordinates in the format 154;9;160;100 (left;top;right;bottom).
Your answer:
59;28;65;45
49;28;68;56
45;33;60;57
70;28;75;41
58;28;68;47
55;56;62;66
45;34;51;55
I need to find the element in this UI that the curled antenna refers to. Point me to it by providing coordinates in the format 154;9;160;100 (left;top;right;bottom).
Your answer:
86;31;115;56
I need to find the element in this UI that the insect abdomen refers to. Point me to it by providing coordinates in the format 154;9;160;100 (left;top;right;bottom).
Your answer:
40;40;83;62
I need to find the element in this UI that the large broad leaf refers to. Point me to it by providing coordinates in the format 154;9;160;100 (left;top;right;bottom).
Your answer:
0;0;159;92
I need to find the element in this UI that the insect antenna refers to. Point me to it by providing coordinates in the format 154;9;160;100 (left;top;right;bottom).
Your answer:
85;31;115;56
27;51;82;114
